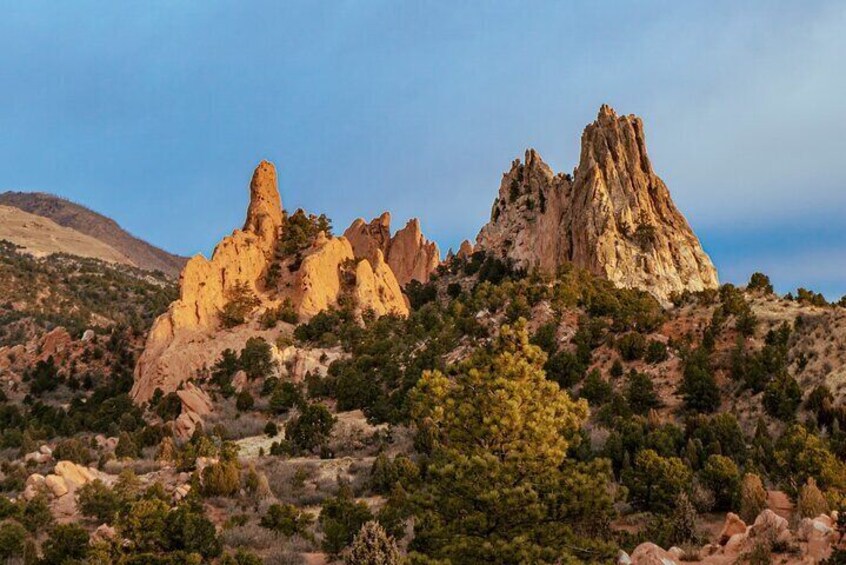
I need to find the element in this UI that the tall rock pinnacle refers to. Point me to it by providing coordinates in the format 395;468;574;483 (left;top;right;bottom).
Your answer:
476;105;718;302
243;160;284;250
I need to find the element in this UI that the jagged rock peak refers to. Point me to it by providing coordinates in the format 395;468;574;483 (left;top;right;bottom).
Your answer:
344;213;440;287
243;160;284;249
476;105;718;303
132;162;408;403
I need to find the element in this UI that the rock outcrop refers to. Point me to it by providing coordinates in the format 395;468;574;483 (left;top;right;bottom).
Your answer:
344;213;440;287
133;161;408;404
620;509;837;564
476;105;718;303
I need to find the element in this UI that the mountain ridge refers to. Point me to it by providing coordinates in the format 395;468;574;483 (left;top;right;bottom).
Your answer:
0;190;188;276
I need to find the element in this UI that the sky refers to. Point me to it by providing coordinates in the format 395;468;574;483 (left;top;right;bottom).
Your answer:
1;1;845;297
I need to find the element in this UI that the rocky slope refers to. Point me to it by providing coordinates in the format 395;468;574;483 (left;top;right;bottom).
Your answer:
344;212;440;286
0;205;134;266
132;161;408;409
476;105;718;303
0;191;187;276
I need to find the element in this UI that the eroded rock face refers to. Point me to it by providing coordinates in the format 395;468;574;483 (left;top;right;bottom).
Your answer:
133;161;408;402
344;214;440;287
476;105;718;303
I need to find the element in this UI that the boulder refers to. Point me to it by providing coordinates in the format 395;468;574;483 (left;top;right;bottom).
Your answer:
630;542;678;564
44;474;68;497
718;512;747;544
749;509;789;542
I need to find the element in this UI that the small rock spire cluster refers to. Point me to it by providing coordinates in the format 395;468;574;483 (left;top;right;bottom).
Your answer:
344;212;441;287
131;161;412;421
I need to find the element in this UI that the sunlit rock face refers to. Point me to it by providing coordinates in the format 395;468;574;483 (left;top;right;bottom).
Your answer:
477;105;718;303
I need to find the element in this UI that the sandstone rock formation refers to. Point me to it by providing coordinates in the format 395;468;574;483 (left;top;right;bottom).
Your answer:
456;239;475;260
476;105;718;303
619;509;837;564
133;161;408;403
344;213;440;286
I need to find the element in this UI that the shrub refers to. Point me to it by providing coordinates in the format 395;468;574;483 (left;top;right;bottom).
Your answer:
19;494;53;533
797;477;828;518
617;332;647;361
222;549;264;565
265;421;279;438
669;492;699;545
678;347;719;413
544;350;586;388
270;382;304;414
320;483;374;554
236;391;255;412
623;449;692;513
259;503;313;537
530;322;558;355
77;479;123;523
286;403;336;454
220;282;260;328
0;520;26;560
163;504;222;559
115;431;139;459
747;273;774;294
343;521;401;565
53;438;93;464
645;340;669;364
579;369;612;406
41;523;89;565
155;392;183;421
626;371;661;415
202;460;241;497
119;498;169;553
277;209;332;257
763;374;802;421
240;338;274;380
369;454;418;494
700;455;740;511
739;473;768;523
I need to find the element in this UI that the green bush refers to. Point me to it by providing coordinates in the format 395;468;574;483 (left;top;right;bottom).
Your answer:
77;479;124;523
235;390;255;412
286;403;336;454
645;340;669;364
41;523;89;565
0;520;26;560
52;437;93;464
201;459;240;497
544;350;586;388
700;455;740;511
163;504;222;559
320;483;374;555
617;332;646;361
240;337;274;380
623;449;692;513
270;381;304;414
259;503;313;536
219;282;260;328
625;371;661;415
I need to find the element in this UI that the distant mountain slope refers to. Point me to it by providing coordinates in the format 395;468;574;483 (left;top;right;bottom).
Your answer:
0;205;133;265
0;191;187;276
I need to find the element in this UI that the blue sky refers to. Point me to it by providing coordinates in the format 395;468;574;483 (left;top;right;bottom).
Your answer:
1;1;845;297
